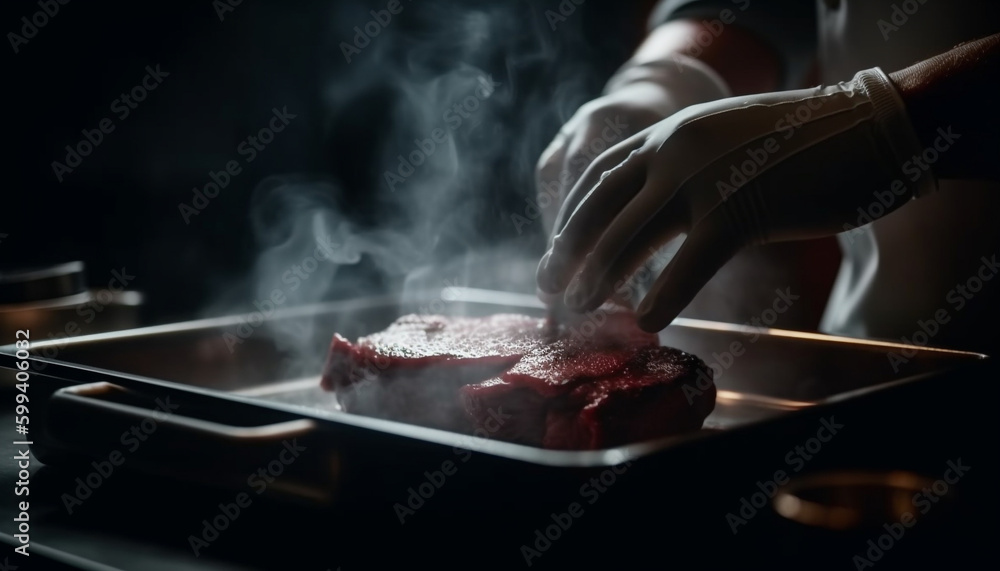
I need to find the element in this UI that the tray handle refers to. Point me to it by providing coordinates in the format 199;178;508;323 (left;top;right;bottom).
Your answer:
44;382;337;504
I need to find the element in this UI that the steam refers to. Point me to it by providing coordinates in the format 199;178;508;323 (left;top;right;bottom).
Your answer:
212;1;607;378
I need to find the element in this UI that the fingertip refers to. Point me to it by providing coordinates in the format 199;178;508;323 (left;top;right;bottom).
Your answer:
540;250;576;295
636;292;684;332
536;286;562;307
573;294;605;314
569;276;613;313
636;307;667;333
536;251;553;290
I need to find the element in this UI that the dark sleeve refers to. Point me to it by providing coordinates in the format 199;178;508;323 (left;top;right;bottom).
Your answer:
649;0;818;89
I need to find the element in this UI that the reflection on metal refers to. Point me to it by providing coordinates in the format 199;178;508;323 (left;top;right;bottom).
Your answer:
716;390;812;410
773;470;936;530
671;316;985;359
232;377;322;397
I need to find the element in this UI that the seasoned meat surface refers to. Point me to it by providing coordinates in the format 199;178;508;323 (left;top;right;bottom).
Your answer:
464;346;714;449
321;307;714;448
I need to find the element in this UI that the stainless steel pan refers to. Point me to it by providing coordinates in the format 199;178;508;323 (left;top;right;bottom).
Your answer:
0;288;985;505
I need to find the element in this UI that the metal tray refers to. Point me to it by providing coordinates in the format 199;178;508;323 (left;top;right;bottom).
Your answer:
0;288;986;503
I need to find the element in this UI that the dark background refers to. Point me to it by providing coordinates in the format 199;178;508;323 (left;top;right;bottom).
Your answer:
2;0;657;323
2;6;997;570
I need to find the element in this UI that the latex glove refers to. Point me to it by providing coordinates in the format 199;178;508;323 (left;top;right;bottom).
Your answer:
535;54;731;235
536;67;936;331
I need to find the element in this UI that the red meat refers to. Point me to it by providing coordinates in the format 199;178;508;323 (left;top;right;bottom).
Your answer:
463;346;715;449
321;314;548;431
321;306;714;447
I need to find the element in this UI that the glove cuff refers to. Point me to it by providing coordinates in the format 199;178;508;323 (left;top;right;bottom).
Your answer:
854;67;938;199
604;54;732;108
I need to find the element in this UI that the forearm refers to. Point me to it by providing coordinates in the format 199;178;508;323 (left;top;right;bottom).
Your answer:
890;33;1000;181
614;19;782;96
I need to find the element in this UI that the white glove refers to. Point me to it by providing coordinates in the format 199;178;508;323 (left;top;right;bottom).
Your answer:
535;54;731;234
537;67;936;331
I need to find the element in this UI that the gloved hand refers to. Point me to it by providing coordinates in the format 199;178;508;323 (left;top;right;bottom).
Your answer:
537;67;936;331
535;54;731;234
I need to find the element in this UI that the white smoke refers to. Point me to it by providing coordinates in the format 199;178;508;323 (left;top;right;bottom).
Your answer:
209;0;609;378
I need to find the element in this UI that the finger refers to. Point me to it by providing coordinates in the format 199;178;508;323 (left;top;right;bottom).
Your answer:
544;131;599;241
551;132;646;237
538;137;648;294
536;286;569;323
536;286;562;309
564;201;688;312
636;207;743;332
536;140;569;238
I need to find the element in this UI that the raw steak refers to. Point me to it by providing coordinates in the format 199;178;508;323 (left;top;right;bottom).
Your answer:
321;313;546;430
462;346;715;449
321;307;715;447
